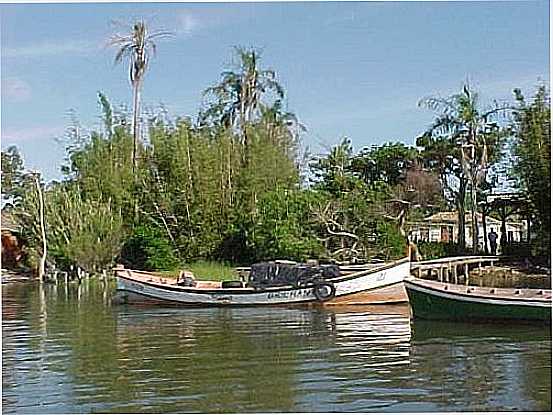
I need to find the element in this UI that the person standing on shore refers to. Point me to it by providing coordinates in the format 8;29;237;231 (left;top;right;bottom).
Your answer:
488;228;498;255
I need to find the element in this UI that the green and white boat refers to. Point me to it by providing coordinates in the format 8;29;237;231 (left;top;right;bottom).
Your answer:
405;277;551;323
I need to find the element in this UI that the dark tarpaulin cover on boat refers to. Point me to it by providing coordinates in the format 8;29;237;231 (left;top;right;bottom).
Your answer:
248;262;340;289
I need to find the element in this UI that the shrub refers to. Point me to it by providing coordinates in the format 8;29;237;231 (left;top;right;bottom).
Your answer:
375;221;406;260
120;225;180;271
247;189;326;262
501;241;532;257
417;241;458;260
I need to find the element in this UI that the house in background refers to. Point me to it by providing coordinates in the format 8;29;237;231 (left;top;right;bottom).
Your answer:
407;211;526;252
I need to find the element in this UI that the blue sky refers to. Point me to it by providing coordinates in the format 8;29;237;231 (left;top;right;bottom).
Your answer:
1;1;549;181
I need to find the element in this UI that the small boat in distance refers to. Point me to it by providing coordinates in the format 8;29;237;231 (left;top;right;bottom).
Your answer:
405;277;552;323
114;257;410;306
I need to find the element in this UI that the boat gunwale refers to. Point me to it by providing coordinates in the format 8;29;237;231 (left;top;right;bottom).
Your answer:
116;257;410;295
115;280;407;306
405;277;551;305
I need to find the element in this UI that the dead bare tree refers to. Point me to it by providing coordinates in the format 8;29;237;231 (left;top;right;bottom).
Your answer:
33;173;47;283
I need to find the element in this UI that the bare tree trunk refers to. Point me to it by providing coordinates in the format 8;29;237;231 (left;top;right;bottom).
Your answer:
482;206;488;254
470;185;479;253
228;137;233;206
153;202;177;249
184;132;193;237
35;175;47;283
457;178;467;253
131;81;142;224
132;81;142;172
220;145;226;217
243;124;250;167
397;207;408;237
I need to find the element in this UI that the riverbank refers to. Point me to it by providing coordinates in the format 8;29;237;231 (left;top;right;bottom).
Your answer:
4;257;551;288
1;260;240;285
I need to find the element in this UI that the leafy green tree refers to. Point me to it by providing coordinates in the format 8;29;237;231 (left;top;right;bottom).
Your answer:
351;142;418;188
310;138;360;195
512;85;550;256
248;189;325;261
309;140;411;261
1;146;31;205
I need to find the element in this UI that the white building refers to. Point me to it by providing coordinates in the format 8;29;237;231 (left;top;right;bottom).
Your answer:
407;211;526;251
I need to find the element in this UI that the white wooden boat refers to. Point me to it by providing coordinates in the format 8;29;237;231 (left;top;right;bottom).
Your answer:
114;258;410;306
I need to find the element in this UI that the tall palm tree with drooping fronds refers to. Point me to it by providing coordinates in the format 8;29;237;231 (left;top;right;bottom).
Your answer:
109;20;172;171
418;82;511;253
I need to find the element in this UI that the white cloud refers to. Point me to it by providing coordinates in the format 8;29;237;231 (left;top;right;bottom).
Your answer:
177;13;201;36
2;77;32;102
2;126;65;143
2;39;99;59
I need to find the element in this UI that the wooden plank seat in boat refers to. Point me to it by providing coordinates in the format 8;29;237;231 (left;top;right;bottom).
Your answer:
194;281;223;289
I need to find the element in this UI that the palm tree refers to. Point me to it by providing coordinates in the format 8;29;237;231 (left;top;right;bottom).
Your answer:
109;20;172;171
418;83;510;253
202;47;285;163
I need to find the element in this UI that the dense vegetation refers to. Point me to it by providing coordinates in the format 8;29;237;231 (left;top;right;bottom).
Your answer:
511;86;551;257
1;22;549;275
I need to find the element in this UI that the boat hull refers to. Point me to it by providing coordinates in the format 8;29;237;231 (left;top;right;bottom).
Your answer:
405;278;551;323
115;259;410;306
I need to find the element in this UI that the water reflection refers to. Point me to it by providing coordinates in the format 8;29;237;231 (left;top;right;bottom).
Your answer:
2;281;551;413
410;320;551;412
112;304;412;412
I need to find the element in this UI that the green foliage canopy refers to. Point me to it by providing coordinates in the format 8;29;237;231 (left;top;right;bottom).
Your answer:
512;85;551;255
